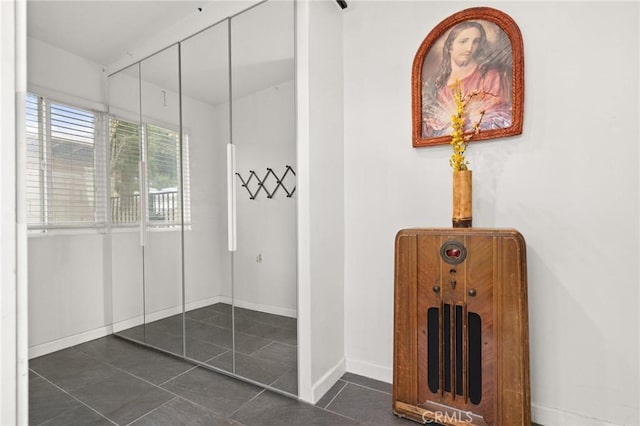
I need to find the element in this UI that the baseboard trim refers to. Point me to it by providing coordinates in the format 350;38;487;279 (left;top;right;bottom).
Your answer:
29;295;296;359
310;357;347;404
219;296;297;319
29;326;113;359
531;403;624;426
345;357;392;384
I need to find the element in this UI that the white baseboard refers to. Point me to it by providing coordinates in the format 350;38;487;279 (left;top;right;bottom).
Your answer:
345;357;392;384
220;295;297;319
341;359;623;426
311;357;347;404
30;295;295;359
531;404;624;426
29;326;113;359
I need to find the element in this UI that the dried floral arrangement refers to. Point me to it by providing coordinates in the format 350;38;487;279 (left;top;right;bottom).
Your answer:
449;78;485;171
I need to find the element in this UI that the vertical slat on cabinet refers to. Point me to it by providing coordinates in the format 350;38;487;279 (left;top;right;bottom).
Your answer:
393;233;418;405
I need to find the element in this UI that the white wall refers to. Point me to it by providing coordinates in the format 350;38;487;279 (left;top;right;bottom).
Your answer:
342;2;639;425
296;0;346;403
233;80;297;316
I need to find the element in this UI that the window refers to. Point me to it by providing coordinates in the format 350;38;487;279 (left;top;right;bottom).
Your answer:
26;93;191;231
25;94;106;230
109;118;191;228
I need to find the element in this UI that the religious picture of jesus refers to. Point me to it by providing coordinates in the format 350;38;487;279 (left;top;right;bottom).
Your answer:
420;20;513;138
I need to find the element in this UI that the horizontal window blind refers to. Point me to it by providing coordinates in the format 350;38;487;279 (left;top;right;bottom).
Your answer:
26;94;106;229
26;92;191;232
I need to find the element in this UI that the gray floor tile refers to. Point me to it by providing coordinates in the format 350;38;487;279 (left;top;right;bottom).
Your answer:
326;383;406;425
206;351;291;386
40;405;113;426
147;314;184;336
315;379;347;408
186;307;221;323
69;370;173;425
110;346;194;385
270;367;298;395
29;375;82;425
130;397;235;426
241;322;297;347
185;320;233;349
251;341;297;366
201;311;233;329
162;366;263;416
116;326;185;356
76;335;147;364
234;308;296;330
30;348;119;392
234;331;274;355
184;337;229;363
209;303;232;315
341;372;392;394
231;390;357;426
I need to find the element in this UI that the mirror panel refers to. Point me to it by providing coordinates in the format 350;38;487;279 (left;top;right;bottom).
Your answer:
230;0;297;394
138;44;184;355
109;63;145;342
181;20;234;368
108;0;297;394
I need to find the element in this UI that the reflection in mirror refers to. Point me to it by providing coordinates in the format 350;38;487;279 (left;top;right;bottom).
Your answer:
181;20;234;369
110;63;145;343
111;45;186;357
230;0;297;395
139;44;184;356
108;0;297;395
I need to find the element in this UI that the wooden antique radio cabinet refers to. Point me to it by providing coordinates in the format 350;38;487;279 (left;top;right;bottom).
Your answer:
393;228;530;425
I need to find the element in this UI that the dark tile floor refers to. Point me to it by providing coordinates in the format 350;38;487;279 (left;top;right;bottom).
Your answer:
29;335;407;425
29;303;543;425
116;303;298;395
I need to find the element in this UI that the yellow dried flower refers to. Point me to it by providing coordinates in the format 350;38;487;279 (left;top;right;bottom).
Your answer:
449;78;485;171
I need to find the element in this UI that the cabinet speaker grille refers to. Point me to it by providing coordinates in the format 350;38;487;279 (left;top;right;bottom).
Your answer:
427;305;482;405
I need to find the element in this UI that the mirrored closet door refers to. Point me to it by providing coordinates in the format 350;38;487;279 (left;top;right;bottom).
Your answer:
229;0;297;394
108;0;296;396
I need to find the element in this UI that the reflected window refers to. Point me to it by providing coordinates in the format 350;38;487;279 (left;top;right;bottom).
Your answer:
109;117;191;228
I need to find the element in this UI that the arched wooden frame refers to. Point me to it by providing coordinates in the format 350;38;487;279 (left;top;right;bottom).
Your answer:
412;7;524;148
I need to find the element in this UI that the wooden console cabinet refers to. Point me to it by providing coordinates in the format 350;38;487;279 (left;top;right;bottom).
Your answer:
393;228;530;425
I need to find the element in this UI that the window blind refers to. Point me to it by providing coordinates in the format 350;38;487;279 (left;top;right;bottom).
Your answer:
26;94;106;229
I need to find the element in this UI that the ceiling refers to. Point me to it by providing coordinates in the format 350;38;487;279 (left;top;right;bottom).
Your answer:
27;0;295;106
27;1;209;66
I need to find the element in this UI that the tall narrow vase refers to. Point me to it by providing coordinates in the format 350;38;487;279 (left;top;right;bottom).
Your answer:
452;170;472;228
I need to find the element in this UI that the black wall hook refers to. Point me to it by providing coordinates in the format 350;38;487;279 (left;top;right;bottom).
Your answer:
236;166;296;200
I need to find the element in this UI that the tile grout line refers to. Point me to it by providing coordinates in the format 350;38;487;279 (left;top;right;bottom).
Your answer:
226;388;267;420
341;379;392;396
320;380;349;409
124;396;178;426
29;368;119;426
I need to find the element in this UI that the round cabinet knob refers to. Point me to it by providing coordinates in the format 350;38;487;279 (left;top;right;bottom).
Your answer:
468;289;477;297
433;285;440;293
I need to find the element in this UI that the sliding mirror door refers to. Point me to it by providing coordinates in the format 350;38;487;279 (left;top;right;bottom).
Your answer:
108;0;297;394
109;45;185;356
227;0;297;394
138;44;184;356
109;63;145;342
181;20;234;368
